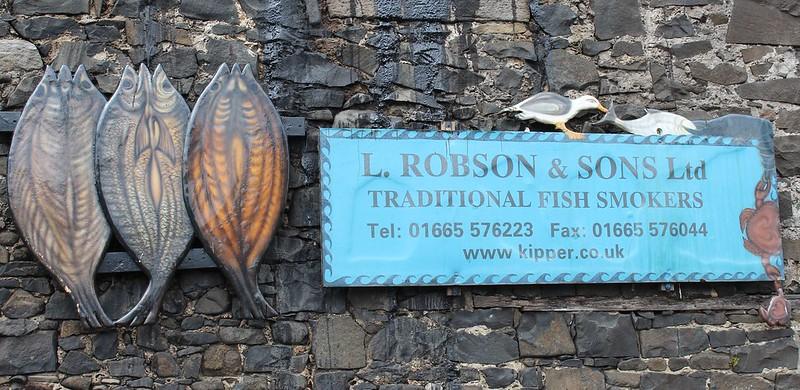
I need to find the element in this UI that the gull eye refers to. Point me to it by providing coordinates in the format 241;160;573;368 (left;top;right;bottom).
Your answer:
656;128;663;135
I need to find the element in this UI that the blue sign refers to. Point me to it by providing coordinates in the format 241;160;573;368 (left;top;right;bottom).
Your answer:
320;125;782;287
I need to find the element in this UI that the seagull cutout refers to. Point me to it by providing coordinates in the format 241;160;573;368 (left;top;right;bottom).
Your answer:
499;92;607;140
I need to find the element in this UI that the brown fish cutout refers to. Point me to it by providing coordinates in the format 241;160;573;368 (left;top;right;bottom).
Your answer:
185;63;287;319
96;64;194;326
8;65;112;328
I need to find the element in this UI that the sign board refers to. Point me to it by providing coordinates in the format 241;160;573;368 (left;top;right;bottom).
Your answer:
320;126;782;286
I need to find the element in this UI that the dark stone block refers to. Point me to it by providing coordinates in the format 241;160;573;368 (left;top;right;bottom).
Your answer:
709;373;772;390
689;351;729;369
651;0;719;5
1;289;44;318
531;3;576;36
219;327;267;345
484;41;537;61
708;329;747;347
518;312;575;357
369;317;447;363
670;40;713;59
275;371;307;389
727;0;800;46
181;316;204;330
44;291;78;320
689;62;747;85
61;376;93;390
136;324;169;351
59;351;100;374
482;367;516;388
775;136;800;176
668;357;688;370
314;315;366;369
435;68;485;94
271;321;308;345
399;291;450;311
169;331;219;346
450;308;513;329
348;288;396;311
776;373;800;390
275;52;359;87
618;358;647;371
593;0;645;40
641;373;706;390
202;344;242;376
0;331;56;375
108;357;146;377
339;44;378;76
447;329;519;364
11;17;82;40
93;330;118;360
737;79;800;104
180;0;239;23
289;185;320;227
581;40;612;56
195;287;230;315
0;318;37;337
276;262;324;314
746;328;794;342
677;328;708;355
575;313;638;357
243;345;292;372
12;0;89;15
544;367;605;389
110;0;145;17
152;47;198;79
314;370;355;390
656;15;695;38
639;328;678;357
151;352;180;377
545;49;598;93
200;39;257;74
611;41;644;57
86;24;121;42
731;339;799;373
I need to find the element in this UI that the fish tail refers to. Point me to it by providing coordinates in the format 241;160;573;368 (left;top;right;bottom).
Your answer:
593;102;619;126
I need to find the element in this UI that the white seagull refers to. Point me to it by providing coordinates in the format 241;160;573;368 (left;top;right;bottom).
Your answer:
499;92;607;139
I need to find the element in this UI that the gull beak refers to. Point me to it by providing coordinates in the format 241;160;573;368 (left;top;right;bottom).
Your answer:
597;104;608;113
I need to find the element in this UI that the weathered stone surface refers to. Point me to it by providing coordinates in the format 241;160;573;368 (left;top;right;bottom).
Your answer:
731;339;799;373
6;75;38;108
776;136;800;177
180;0;239;23
605;371;640;387
61;376;92;390
200;39;257;73
369;317;447;363
484;40;537;60
575;313;638;357
689;62;747;85
2;289;44;318
727;0;800;46
202;345;241;376
709;329;747;347
51;41;90;69
531;3;576;36
314;315;366;369
289;185;321;227
92;331;118;360
518;312;575;357
276;52;359;87
671;40;713;59
195;287;230;315
315;370;355;390
482;367;516;388
219;327;266;345
651;0;719;5
593;0;645;40
677;328;709;355
736;79;800;104
776;374;800;390
746;328;794;342
136;324;169;351
689;351;730;370
108;357;146;377
776;110;800;132
58;351;100;375
0;331;57;375
611;41;643;57
582;40;612;56
545;49;598;93
656;15;695;38
339;44;378;75
0;318;37;336
272;321;308;345
276;261;324;314
12;0;89;15
640;328;678;357
447;329;518;364
0;39;43;73
641;373;706;390
709;373;772;390
544;367;604;390
11;17;82;40
151;352;180;377
243;345;292;372
450;308;512;329
152;47;198;78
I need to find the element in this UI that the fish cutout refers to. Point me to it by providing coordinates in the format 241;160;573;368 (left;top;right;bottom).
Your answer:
184;63;287;319
8;65;112;328
594;102;697;136
96;64;194;326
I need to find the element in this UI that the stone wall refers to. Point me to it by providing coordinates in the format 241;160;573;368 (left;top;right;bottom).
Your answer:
0;0;799;389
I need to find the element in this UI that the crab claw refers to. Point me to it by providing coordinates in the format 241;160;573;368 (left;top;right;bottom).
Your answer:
759;291;791;327
755;174;771;204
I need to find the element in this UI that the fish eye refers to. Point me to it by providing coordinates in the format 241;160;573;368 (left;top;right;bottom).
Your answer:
162;79;172;90
122;79;133;89
80;80;92;90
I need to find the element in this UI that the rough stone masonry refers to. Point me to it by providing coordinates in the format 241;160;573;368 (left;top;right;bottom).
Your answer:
0;0;799;389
